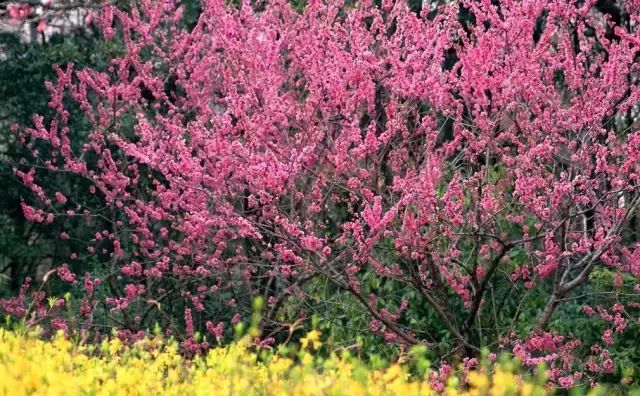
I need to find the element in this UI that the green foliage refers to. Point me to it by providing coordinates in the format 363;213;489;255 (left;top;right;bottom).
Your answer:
0;30;122;298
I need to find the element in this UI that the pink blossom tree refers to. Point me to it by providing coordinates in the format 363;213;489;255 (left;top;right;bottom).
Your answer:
7;0;640;381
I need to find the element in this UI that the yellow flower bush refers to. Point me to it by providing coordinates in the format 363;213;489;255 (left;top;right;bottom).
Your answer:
300;330;322;351
0;328;606;396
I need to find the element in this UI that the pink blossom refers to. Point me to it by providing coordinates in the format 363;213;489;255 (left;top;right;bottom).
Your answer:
184;308;194;337
558;376;574;388
206;321;224;339
57;264;76;283
7;4;32;22
602;358;615;373
51;318;68;332
55;192;67;204
36;19;47;33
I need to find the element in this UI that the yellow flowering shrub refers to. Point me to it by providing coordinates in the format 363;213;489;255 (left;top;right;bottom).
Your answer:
0;328;605;396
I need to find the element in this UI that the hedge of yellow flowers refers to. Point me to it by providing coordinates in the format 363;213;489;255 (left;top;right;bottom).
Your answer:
0;327;576;396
